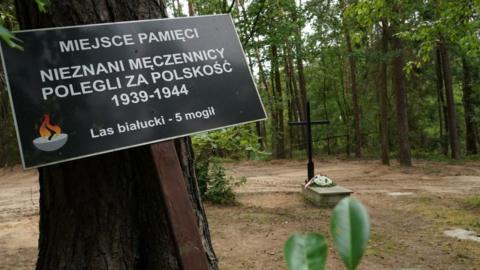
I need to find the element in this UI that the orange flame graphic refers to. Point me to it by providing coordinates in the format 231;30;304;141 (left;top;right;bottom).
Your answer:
39;114;61;140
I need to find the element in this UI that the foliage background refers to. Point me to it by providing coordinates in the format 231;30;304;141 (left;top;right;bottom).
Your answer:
1;0;480;168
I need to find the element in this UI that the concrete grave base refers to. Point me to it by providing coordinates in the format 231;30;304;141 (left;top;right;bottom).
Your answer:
302;185;353;207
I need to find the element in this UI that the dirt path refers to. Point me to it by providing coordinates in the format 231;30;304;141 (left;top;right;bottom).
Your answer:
213;159;480;270
0;167;38;270
227;159;480;195
1;159;480;269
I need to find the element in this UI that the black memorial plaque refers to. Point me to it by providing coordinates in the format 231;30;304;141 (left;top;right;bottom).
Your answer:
0;14;266;168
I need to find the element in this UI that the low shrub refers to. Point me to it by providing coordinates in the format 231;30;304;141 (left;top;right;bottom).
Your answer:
195;158;246;205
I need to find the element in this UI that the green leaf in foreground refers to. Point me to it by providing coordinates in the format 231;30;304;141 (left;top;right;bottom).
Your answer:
0;26;23;50
331;197;370;270
284;233;327;270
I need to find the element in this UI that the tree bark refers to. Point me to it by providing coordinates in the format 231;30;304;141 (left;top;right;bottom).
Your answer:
284;50;296;157
0;66;18;167
292;0;307;122
244;46;266;150
462;57;478;155
322;77;331;155
338;55;351;156
439;40;460;159
252;44;270;150
390;30;412;166
344;29;362;157
188;0;196;16
14;1;218;269
435;47;449;156
271;44;286;159
284;46;304;152
291;1;307;150
340;0;361;157
379;20;390;165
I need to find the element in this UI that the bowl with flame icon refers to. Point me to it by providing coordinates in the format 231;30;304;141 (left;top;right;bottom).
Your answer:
33;114;68;152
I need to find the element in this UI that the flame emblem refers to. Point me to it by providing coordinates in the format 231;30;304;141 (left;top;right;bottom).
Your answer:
33;114;68;152
39;114;62;140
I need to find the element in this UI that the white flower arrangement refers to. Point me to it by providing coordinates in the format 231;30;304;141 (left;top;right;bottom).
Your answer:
305;175;336;188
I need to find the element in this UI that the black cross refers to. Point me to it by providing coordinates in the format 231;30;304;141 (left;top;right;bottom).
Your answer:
289;102;330;180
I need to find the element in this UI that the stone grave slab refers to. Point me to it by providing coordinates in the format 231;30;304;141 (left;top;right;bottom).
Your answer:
302;185;353;207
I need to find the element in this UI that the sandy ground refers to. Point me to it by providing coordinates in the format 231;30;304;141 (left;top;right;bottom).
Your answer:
1;159;480;269
0;168;38;270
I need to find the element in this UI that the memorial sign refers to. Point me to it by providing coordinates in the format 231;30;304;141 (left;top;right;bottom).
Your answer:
0;14;266;168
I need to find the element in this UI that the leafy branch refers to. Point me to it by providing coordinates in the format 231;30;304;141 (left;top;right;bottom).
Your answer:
284;198;370;270
0;0;50;50
0;26;23;50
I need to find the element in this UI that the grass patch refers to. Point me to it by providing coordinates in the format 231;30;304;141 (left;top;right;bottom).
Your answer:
413;195;480;230
366;232;404;256
464;195;480;209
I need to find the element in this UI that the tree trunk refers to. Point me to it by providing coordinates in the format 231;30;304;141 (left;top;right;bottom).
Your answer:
462;57;478;155
379;20;390;165
0;67;18;167
284;50;297;156
252;44;270;150
271;44;286;159
322;77;331;155
435;47;449;156
439;40;460;159
291;1;307;121
14;1;218;269
175;0;182;16
295;32;307;123
188;0;196;16
284;46;304;152
244;46;266;150
338;56;351;156
390;30;412;166
291;1;308;150
344;29;362;157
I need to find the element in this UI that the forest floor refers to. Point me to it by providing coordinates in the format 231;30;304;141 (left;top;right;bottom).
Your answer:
1;158;480;269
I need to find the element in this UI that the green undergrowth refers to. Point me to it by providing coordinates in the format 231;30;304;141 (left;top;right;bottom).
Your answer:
196;158;246;205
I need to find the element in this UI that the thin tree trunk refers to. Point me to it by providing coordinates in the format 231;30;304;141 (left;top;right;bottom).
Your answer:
291;2;308;151
14;1;218;269
175;0;182;16
339;56;351;156
476;124;480;148
188;0;195;16
474;70;480;148
269;66;279;155
390;28;412;166
252;44;270;149
292;7;307;122
0;67;17;166
285;47;304;151
271;44;285;158
334;80;347;130
322;77;331;155
435;48;449;156
284;52;295;157
244;47;266;150
462;57;478;155
439;40;460;159
379;20;390;165
345;30;362;157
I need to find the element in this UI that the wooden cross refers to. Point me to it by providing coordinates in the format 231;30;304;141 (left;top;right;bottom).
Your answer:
289;102;330;180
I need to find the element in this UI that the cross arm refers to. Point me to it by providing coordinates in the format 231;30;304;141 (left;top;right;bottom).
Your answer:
288;120;330;126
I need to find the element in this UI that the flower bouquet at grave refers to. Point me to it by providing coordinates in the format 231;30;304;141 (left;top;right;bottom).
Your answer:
305;175;336;188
